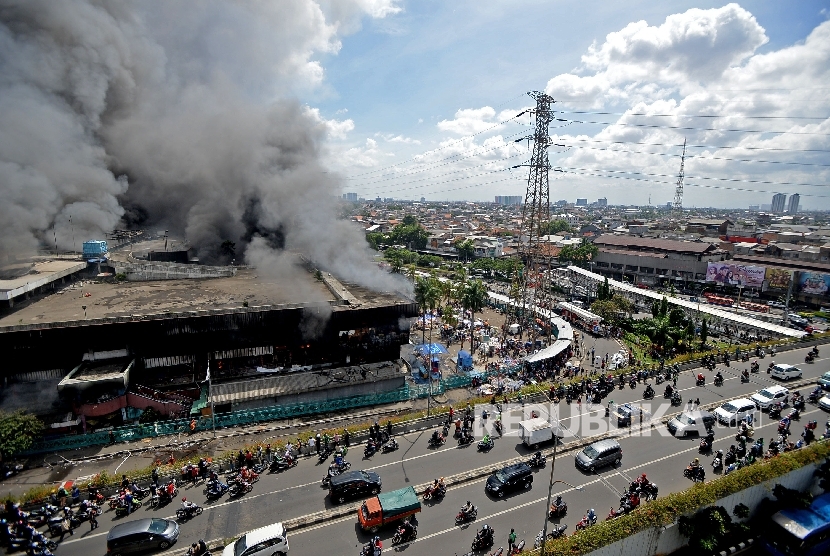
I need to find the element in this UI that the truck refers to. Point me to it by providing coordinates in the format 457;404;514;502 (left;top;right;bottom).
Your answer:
519;417;563;448
357;486;421;533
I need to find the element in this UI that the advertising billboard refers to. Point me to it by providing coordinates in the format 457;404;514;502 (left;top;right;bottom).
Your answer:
706;262;766;287
797;272;830;296
764;268;792;290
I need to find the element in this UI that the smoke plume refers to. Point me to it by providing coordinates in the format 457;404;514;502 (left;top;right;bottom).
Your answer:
0;0;408;294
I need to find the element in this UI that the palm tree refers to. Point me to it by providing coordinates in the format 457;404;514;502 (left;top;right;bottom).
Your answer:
414;277;431;346
462;279;488;352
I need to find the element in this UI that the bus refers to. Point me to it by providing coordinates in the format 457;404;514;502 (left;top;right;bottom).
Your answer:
760;492;830;556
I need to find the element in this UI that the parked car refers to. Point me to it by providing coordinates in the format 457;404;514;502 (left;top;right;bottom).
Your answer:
667;410;715;437
575;439;622;472
818;372;830;390
819;395;830;412
485;462;533;498
106;518;179;556
751;385;789;411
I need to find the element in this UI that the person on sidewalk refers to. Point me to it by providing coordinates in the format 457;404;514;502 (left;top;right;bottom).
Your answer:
508;528;517;552
88;507;98;531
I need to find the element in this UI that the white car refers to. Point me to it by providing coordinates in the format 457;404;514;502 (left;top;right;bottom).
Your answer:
750;385;789;410
819;395;830;412
770;364;803;381
223;523;289;556
714;398;757;426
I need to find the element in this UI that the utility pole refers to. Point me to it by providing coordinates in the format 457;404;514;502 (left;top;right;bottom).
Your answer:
673;138;686;216
507;92;555;345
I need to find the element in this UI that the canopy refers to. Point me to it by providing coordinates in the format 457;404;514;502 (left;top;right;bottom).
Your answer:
525;339;571;363
457;350;473;368
414;343;449;355
557;301;602;323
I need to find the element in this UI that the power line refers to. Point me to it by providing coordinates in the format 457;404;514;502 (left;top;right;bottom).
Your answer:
558;110;830;120
560;117;830;135
556;166;829;189
552;136;830;154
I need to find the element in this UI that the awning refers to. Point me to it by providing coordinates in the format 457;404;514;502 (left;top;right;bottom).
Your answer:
557;301;602;323
525;340;571;363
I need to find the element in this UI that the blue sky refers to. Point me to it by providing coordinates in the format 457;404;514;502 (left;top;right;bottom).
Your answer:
303;1;830;209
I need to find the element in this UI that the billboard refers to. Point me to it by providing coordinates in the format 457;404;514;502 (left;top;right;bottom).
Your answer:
764;268;792;290
797;272;830;296
706;262;766;287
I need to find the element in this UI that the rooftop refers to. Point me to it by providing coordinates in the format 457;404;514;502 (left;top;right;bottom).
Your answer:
593;234;717;254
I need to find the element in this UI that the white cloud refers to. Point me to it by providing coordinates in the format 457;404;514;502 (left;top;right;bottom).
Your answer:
376;133;421;144
304;106;355;139
436;107;518;135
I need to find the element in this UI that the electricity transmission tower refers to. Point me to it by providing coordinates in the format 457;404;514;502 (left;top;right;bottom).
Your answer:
506;91;555;344
673;138;687;215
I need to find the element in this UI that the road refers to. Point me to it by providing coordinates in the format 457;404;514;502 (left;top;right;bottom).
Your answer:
55;345;829;556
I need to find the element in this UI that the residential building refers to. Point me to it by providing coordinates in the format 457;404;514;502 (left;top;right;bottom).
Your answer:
494;195;522;206
787;194;800;214
771;193;787;214
576;198;588;206
343;192;359;202
596;197;608;207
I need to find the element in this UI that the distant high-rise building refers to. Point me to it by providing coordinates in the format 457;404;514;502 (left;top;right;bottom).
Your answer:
420;197;426;202
761;204;771;211
787;194;800;214
343;192;358;202
596;198;607;207
554;200;567;207
748;205;760;211
494;195;522;206
771;193;787;214
576;198;588;206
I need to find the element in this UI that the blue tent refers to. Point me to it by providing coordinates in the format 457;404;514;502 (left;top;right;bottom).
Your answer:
415;343;449;356
457;350;473;370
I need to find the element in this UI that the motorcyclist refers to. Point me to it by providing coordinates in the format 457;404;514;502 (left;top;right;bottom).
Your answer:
191;540;208;556
697;373;704;382
704;429;715;445
438;477;446;491
431;430;442;444
587;508;596;523
552;495;564;510
664;384;673;397
713;450;723;466
400;517;415;538
714;371;723;383
461;501;474;516
636;473;648;486
742;369;749;380
689;457;701;469
481;433;492;446
120;475;130;489
644;384;654;397
476;524;493;541
181;497;197;514
165;481;176;499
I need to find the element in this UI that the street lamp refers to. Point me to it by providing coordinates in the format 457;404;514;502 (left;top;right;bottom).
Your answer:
540;437;584;555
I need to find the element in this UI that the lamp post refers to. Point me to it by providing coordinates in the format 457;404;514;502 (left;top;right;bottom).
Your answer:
540;436;583;555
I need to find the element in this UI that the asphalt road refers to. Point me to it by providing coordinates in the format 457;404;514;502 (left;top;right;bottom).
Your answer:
55;345;830;556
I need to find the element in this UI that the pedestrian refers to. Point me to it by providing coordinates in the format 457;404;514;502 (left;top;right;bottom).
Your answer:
109;430;115;445
245;450;253;465
256;445;263;464
343;429;350;447
672;375;677;388
315;433;322;453
88;507;99;530
694;398;700;407
386;420;393;438
508;528;517;552
57;486;67;508
58;516;73;541
124;491;133;515
265;444;272;464
308;435;316;454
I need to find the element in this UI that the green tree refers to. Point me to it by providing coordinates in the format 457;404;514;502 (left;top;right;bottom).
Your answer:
454;238;476;261
0;411;43;459
365;232;385;250
539;219;573;236
390;223;429;249
700;318;709;345
557;239;598;267
659;296;669;318
461;279;488;351
401;214;418;226
414;277;440;346
651;301;660;319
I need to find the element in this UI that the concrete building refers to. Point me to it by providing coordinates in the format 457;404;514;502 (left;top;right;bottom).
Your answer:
576;198;588;206
596;197;608;207
788;194;800;214
494;195;522;206
343;192;359;202
771;193;787;214
591;235;724;285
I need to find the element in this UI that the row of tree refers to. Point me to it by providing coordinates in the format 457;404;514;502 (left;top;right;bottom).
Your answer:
413;275;488;351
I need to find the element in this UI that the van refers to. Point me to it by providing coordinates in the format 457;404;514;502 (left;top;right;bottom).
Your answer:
714;398;757;426
770;364;803;381
106;518;179;556
485;462;533;497
751;385;789;410
222;523;289;556
575;439;622;472
328;470;382;504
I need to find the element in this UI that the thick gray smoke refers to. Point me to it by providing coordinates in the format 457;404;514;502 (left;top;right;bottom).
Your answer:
0;0;408;295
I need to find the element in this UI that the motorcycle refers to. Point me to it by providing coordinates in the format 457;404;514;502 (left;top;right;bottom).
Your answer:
535;525;567;548
793;397;806;411
643;388;655;400
548;500;568;519
741;374;750;383
684;466;705;482
204;481;229;500
629;379;636;390
471;527;495;551
671;392;682;406
724;449;738;465
714;376;724;387
360;543;382;556
364;442;378;458
574;514;597;532
423;484;446;501
458;433;475;446
114;499;142;517
269;456;297;472
455;506;478;524
735;427;754;441
711;454;723;472
641;482;659;501
751;362;759;373
391;524;417;545
808;391;821;404
382;438;399;452
527;453;547;469
477;437;495;452
696;376;705;386
428;434;446;448
655;375;664;385
806;353;815;364
176;505;203;520
228;480;253;497
508;540;525;555
699;437;714;453
318;447;333;463
769;405;783;419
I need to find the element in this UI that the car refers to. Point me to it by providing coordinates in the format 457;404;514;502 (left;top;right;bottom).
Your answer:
667;410;715;437
819;372;830;390
106;518;179;556
575;439;622;472
328;470;382;504
771;364;803;381
751;385;789;411
819;395;830;412
222;523;289;556
768;301;785;309
714;398;757;426
485;462;533;497
614;403;644;427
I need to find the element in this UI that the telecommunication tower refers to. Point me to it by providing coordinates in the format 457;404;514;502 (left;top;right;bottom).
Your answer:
673;138;686;215
506;91;555;343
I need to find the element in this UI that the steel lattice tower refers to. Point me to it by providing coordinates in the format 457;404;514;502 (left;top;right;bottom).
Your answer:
673;138;686;215
507;91;555;343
